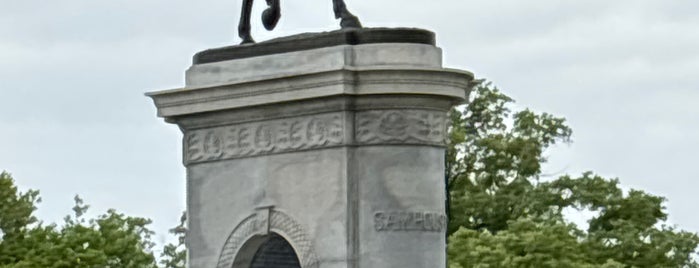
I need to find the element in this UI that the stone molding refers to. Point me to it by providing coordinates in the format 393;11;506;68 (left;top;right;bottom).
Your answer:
147;67;471;119
216;208;319;268
183;109;448;164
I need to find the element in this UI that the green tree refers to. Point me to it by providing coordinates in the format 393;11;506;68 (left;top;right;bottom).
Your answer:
0;171;40;265
446;83;699;267
0;171;158;268
159;212;186;268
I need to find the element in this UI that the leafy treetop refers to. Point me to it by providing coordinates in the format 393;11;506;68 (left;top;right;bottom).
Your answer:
446;83;699;268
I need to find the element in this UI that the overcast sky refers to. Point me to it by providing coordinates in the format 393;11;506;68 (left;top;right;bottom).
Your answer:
1;0;698;251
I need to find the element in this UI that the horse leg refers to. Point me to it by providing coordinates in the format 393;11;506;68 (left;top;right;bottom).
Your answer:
332;0;362;28
238;0;255;44
262;0;281;31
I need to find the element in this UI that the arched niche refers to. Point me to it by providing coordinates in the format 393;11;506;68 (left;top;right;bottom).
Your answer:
233;233;301;268
216;207;319;268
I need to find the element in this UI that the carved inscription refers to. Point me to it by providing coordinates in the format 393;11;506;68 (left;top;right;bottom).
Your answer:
356;110;447;145
186;113;344;164
374;211;447;232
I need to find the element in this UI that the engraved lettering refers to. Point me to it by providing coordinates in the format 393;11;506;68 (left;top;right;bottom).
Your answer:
424;213;433;231
386;213;399;231
373;211;446;233
438;214;446;231
374;212;386;231
413;212;424;230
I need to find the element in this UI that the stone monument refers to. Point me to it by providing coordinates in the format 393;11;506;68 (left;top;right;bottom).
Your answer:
148;28;474;267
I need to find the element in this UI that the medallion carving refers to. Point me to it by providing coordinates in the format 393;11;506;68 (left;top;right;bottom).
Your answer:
356;110;447;146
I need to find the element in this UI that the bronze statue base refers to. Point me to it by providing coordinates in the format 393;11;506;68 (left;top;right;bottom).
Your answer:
194;28;436;65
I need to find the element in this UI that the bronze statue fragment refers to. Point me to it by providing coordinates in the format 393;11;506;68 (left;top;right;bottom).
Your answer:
238;0;362;44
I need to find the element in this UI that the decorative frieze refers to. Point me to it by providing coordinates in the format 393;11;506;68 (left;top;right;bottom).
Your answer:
185;113;344;164
356;110;447;146
184;109;448;164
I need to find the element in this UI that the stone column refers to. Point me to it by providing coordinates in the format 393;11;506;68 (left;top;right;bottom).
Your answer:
148;28;473;268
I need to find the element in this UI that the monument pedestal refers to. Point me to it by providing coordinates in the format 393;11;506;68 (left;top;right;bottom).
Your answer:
148;29;473;268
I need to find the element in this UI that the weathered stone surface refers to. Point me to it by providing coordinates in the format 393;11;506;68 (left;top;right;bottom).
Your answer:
148;34;474;268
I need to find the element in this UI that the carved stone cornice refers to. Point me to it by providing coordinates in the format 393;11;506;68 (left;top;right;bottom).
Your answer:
147;67;471;120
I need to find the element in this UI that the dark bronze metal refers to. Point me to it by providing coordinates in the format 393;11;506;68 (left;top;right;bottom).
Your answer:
194;28;436;64
238;0;362;44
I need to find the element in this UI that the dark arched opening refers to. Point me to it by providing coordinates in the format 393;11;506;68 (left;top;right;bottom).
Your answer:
249;233;301;268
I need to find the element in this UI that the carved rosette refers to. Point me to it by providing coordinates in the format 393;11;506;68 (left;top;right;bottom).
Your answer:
216;209;319;268
356;110;447;146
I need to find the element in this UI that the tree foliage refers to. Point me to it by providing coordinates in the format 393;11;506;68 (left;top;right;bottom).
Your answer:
159;212;186;268
446;83;699;267
0;171;157;268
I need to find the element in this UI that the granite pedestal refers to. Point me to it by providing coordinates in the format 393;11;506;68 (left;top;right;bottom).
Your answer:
148;28;474;268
